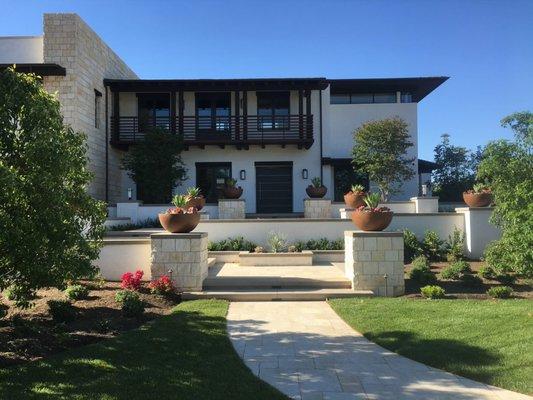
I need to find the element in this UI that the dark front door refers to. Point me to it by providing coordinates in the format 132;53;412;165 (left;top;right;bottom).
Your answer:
255;162;293;213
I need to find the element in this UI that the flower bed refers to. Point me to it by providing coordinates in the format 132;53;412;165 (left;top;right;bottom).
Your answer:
238;250;314;266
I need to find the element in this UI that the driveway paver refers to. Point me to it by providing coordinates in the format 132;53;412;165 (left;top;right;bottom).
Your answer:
227;301;532;400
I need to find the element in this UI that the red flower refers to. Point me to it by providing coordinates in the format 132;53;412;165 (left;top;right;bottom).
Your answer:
121;269;144;291
149;275;176;295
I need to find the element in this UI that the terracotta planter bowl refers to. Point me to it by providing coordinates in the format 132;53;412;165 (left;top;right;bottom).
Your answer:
158;213;200;233
344;191;366;208
306;186;327;198
463;192;492;207
351;210;393;231
186;196;206;211
223;186;243;199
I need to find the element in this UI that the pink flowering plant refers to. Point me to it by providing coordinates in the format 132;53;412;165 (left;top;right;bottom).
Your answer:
356;193;391;213
166;194;198;215
149;275;176;296
121;270;144;291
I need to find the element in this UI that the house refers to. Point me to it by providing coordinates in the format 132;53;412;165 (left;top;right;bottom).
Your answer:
0;13;446;214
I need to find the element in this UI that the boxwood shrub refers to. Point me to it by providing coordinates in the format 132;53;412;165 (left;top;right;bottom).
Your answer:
421;285;446;299
487;286;513;299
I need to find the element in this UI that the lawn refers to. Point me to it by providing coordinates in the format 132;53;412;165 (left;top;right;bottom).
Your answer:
0;299;288;400
329;298;533;395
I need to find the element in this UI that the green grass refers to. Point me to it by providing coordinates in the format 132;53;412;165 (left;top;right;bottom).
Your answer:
0;300;288;400
329;298;533;395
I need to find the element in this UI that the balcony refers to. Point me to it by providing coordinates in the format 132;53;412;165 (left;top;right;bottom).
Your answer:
110;115;314;149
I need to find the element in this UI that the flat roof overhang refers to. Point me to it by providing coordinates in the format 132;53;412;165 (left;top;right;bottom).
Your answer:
328;77;449;102
104;77;329;92
0;63;66;76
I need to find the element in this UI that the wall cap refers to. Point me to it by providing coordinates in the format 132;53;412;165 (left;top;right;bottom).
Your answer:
344;230;403;237
150;232;208;239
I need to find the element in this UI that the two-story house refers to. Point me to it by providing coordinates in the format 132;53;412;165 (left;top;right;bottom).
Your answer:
0;13;446;215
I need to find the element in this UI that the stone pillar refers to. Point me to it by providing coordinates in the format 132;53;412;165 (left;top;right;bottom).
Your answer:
150;232;208;291
116;201;142;224
339;208;354;220
344;231;404;297
455;207;501;259
218;199;245;219
304;199;332;218
410;197;439;213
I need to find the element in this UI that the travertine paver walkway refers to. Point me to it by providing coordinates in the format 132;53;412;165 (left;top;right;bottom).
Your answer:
227;301;532;400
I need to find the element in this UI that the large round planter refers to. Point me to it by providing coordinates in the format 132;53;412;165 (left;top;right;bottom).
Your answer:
186;196;206;211
158;213;200;233
306;186;327;198
351;210;393;231
223;186;243;199
344;191;366;208
463;192;492;207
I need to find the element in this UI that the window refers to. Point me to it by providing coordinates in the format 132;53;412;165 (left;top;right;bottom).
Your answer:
94;89;102;128
373;93;397;103
195;92;231;133
333;164;368;202
401;92;412;103
196;162;232;203
349;93;373;104
330;92;397;104
330;94;350;104
257;91;290;130
137;93;170;131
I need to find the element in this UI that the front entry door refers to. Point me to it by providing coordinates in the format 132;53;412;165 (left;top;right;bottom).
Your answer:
255;162;293;213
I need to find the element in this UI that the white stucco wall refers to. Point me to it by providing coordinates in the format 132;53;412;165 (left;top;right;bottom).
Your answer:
0;36;44;63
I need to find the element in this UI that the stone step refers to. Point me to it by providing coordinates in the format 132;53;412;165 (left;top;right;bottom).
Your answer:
182;288;373;301
207;257;216;267
203;276;351;289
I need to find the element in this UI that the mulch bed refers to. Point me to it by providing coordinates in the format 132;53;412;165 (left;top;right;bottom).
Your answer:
0;282;178;368
404;260;532;299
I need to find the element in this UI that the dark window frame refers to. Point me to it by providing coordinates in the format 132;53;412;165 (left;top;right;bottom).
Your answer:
194;92;232;134
330;92;398;105
256;91;290;131
137;92;171;132
195;162;232;203
94;89;102;129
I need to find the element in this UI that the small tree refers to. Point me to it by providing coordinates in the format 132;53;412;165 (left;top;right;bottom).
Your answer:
352;117;414;200
121;129;187;204
477;111;532;277
0;68;106;307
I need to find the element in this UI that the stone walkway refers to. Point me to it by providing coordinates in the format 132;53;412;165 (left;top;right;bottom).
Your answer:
227;301;531;400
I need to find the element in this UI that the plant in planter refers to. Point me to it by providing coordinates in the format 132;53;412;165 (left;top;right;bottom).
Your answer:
223;178;243;199
306;177;327;198
351;192;393;231
344;184;367;208
463;183;492;207
185;187;205;211
158;194;200;233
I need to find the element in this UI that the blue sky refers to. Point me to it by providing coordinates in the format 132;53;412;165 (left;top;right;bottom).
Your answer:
1;0;531;160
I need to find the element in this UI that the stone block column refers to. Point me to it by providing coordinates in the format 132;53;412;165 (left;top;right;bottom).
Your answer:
218;199;245;219
150;232;208;291
344;231;404;297
304;199;332;218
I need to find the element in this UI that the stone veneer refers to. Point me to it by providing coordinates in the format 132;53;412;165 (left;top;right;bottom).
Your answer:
150;232;208;291
218;199;245;219
344;231;404;297
304;199;332;219
42;13;137;202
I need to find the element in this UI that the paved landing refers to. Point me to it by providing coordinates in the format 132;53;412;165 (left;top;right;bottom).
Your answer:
227;301;531;400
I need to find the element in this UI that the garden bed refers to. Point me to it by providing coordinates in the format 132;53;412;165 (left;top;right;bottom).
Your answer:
239;250;313;266
0;282;177;367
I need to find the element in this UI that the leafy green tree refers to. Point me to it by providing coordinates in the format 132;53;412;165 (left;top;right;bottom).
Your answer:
121;129;187;204
432;134;479;201
0;68;106;307
352;117;414;201
477;111;532;277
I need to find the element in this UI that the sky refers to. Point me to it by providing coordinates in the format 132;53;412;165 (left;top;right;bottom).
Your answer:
1;0;531;160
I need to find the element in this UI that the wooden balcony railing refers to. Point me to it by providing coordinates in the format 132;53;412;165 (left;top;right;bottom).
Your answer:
110;115;313;149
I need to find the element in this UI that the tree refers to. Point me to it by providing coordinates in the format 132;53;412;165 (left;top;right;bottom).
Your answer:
0;68;106;307
121;128;187;204
432;134;479;201
477;111;532;277
352;117;414;200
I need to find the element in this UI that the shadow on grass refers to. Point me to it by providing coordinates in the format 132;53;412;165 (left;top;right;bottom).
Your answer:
0;301;287;400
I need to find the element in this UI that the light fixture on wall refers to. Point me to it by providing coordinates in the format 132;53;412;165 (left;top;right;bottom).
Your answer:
421;184;428;197
240;170;246;180
302;169;308;179
127;187;132;201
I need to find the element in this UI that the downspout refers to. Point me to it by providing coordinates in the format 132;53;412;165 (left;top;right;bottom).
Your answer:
105;85;109;203
319;89;323;182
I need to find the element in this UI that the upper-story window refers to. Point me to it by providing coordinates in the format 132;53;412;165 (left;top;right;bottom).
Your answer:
257;91;290;130
94;89;102;128
401;92;413;103
330;92;397;104
195;92;231;133
137;93;170;131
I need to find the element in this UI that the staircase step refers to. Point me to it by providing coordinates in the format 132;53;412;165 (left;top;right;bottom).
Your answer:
203;276;351;289
182;288;373;301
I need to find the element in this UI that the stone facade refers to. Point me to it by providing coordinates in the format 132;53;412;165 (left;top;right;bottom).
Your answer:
150;232;208;291
344;231;404;297
218;199;245;219
304;199;332;219
42;13;137;202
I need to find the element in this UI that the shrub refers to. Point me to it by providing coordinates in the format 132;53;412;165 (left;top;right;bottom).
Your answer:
107;218;161;231
293;238;344;251
421;285;446;299
64;284;89;300
422;230;445;261
121;270;144;291
409;256;435;284
149;276;176;296
445;227;465;262
208;236;257;252
47;300;76;323
478;265;497;280
115;290;145;318
403;229;422;262
254;246;265;253
487;286;513;299
267;231;287;253
441;261;472;280
461;274;483;287
287;245;297;253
